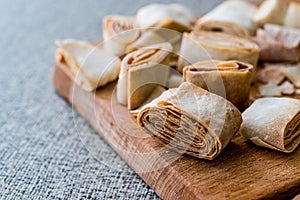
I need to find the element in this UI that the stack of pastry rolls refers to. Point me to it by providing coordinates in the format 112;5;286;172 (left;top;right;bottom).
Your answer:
55;0;300;160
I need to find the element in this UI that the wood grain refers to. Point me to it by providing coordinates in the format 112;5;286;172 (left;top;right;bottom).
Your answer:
53;61;300;200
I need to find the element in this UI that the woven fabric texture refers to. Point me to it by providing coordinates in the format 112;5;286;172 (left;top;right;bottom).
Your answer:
0;0;225;199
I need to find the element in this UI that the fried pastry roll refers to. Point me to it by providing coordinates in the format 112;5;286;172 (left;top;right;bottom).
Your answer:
195;0;257;37
102;15;140;56
183;60;253;107
177;31;259;72
56;39;121;91
241;97;300;153
137;82;242;160
117;42;172;109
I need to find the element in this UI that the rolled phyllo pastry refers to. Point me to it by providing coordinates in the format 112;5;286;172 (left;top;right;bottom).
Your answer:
177;31;259;72
137;82;243;160
284;2;300;29
117;42;172;110
55;39;121;91
126;28;182;67
253;24;300;62
195;0;257;37
241;97;300;153
253;0;288;27
136;3;193;32
102;15;140;56
183;60;253;108
126;28;181;56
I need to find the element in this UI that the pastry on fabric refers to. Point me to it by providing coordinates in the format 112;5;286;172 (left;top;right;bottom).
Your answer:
102;15;140;56
284;2;300;29
117;42;172;110
55;39;121;91
137;82;242;160
177;31;259;72
253;0;288;27
253;24;300;62
195;0;257;37
136;3;193;32
183;60;253;107
241;97;300;153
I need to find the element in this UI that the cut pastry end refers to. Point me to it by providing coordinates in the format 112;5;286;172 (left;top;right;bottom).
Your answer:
241;97;300;153
183;60;253;108
137;82;242;160
116;42;173;109
195;20;249;38
177;31;260;72
102;15;140;42
102;15;140;57
194;0;257;37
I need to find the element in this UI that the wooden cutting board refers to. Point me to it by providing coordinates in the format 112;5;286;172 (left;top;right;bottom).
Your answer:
53;61;300;200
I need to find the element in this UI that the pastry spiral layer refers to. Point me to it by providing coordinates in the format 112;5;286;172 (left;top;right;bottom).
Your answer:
103;15;140;56
117;42;172;109
137;82;242;160
183;60;253;108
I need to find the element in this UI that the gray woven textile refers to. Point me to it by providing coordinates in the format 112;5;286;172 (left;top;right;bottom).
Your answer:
0;0;225;199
